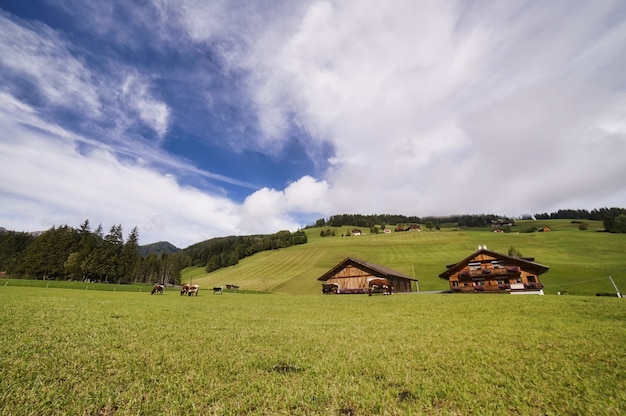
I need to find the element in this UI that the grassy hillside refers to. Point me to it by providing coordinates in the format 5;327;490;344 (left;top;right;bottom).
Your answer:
183;220;626;296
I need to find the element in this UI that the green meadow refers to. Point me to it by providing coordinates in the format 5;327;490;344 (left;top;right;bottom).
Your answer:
1;287;625;415
1;219;625;414
185;220;626;296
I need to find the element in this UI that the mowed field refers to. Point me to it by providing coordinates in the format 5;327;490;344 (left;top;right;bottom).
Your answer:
185;220;626;296
1;286;625;415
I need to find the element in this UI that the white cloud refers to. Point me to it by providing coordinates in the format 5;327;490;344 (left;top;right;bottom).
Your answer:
0;12;101;116
0;95;237;247
238;176;330;234
242;0;626;216
119;74;171;139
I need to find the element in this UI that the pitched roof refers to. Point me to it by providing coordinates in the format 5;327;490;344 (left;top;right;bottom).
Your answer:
317;257;417;281
438;248;549;280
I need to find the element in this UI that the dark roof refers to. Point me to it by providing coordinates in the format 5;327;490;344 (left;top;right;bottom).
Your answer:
317;257;417;282
438;248;549;280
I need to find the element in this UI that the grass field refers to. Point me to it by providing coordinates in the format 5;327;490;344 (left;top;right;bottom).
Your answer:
183;220;626;296
0;286;624;415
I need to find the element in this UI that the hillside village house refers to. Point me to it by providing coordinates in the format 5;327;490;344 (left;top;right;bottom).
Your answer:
394;224;421;232
439;247;549;294
318;257;418;294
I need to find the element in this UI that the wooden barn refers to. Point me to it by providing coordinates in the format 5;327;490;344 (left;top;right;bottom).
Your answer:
439;247;549;294
318;257;418;294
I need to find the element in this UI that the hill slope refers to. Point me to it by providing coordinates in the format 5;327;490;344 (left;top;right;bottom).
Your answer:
138;241;180;257
182;220;626;296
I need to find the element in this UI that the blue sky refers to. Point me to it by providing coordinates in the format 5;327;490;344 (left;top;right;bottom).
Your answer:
1;0;625;247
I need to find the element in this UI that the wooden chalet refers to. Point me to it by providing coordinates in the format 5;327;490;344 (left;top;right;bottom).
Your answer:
439;247;549;294
318;257;418;294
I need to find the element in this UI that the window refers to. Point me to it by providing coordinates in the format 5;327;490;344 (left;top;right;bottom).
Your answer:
452;281;459;287
469;262;481;271
527;275;536;283
491;260;504;269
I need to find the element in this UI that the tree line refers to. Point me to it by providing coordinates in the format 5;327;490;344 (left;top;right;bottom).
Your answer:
311;213;514;229
0;220;181;284
534;207;626;233
311;208;626;233
0;222;309;282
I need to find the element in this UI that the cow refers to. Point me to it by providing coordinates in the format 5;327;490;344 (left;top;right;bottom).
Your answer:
187;284;200;296
180;284;190;296
213;287;223;295
151;284;164;295
367;278;393;296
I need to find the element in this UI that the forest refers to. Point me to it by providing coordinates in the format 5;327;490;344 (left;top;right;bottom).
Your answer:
0;220;308;284
0;220;180;284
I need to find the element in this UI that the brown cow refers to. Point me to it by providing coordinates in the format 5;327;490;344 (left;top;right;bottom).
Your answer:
151;284;164;295
187;284;200;296
180;284;190;296
367;278;393;296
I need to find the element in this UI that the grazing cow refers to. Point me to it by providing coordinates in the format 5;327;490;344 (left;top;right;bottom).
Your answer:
322;283;339;294
367;278;393;296
151;284;164;295
187;284;200;296
213;287;223;295
180;284;190;296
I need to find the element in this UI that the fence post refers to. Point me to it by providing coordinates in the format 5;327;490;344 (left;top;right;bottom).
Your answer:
608;276;622;298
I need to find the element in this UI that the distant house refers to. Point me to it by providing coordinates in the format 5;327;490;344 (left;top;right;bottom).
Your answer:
538;226;552;232
491;219;513;227
439;248;549;294
394;225;406;232
383;227;391;234
351;228;362;236
407;224;422;231
318;257;418;294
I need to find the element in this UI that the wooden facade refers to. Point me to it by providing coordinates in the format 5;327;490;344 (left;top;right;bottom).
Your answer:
318;257;417;294
439;248;549;294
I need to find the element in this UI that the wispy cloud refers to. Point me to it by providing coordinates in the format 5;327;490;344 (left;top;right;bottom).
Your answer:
0;94;241;246
0;12;100;116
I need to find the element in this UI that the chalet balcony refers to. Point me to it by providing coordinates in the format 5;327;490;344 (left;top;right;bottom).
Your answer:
463;267;509;278
506;265;521;274
524;282;544;290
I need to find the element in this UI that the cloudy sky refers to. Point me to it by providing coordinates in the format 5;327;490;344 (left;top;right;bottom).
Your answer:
1;0;625;247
